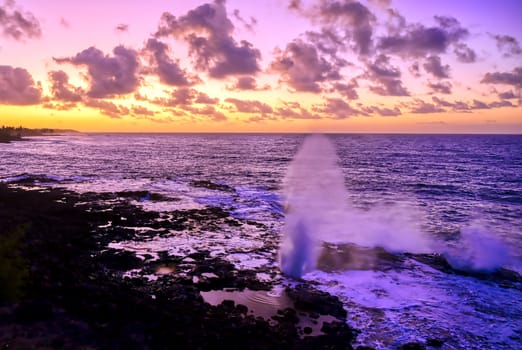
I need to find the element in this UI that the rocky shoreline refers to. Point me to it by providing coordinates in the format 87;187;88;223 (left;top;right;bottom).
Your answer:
0;183;358;349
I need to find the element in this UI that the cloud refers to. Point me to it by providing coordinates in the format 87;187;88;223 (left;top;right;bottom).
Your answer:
131;105;155;116
471;99;489;110
275;101;320;119
48;70;83;102
488;100;514;108
225;98;273;114
498;90;517;99
491;34;522;57
331;80;359;99
115;24;129;33
232;9;257;32
179;104;227;121
366;54;409;96
290;0;376;55
228;76;257;90
144;38;193;86
155;0;261;78
453;43;476;63
153;87;218;107
0;1;41;41
378;16;469;58
432;96;470;111
428;81;452;94
431;96;514;111
312;97;361;119
481;67;522;88
59;17;70;28
362;105;401;116
195;91;218;104
410;99;445;114
423;55;450;78
271;39;341;92
0;65;41;105
55;46;140;98
84;99;129;118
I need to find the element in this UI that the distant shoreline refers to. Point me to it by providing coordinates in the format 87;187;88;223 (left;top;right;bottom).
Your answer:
0;127;79;143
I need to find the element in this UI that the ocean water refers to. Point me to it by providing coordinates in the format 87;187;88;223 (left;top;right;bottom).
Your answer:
1;133;521;349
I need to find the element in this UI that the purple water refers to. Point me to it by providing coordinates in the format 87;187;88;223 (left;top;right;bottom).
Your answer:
1;133;521;349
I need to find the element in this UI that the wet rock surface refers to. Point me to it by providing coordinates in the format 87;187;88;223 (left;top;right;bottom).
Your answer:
0;183;357;349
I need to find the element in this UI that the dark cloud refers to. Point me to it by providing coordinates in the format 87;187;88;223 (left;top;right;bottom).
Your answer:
428;81;452;94
481;67;522;88
271;39;341;92
366;54;409;96
0;65;41;105
489;100;514;108
228;76;257;90
362;105;401;116
155;0;261;78
48;70;83;102
423;55;450;78
291;0;376;55
225;98;273;114
409;62;421;77
275;101;320;119
144;38;192;86
332;80;359;99
131;105;155;116
154;88;217;107
232;9;257;32
195;91;218;104
471;99;489;110
410;99;445;114
453;43;476;63
55;46;140;98
179;104;227;121
431;96;513;111
305;28;348;67
378;16;469;58
312;98;360;119
498;90;517;99
116;24;129;33
491;34;522;57
0;1;41;41
84;99;129;118
432;96;471;111
384;8;406;34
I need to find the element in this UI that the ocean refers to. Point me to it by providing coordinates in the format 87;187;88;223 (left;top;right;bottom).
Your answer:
1;133;521;349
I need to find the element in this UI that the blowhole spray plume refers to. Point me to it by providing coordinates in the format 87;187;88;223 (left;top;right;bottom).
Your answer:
279;134;433;278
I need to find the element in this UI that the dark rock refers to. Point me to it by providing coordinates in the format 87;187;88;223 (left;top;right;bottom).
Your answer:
286;284;347;319
190;180;236;193
398;342;426;350
426;338;444;347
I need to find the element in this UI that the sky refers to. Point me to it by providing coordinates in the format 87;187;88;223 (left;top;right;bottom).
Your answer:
0;0;521;133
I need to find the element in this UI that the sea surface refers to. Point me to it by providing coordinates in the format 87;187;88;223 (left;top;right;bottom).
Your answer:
1;133;521;349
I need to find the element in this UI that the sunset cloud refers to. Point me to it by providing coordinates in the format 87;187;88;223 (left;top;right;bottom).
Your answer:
0;1;41;41
0;65;41;105
481;67;522;88
48;70;83;102
271;39;341;93
366;54;409;96
144;38;194;86
55;46;140;98
155;0;261;78
225;98;273;114
491;34;522;57
0;0;520;132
